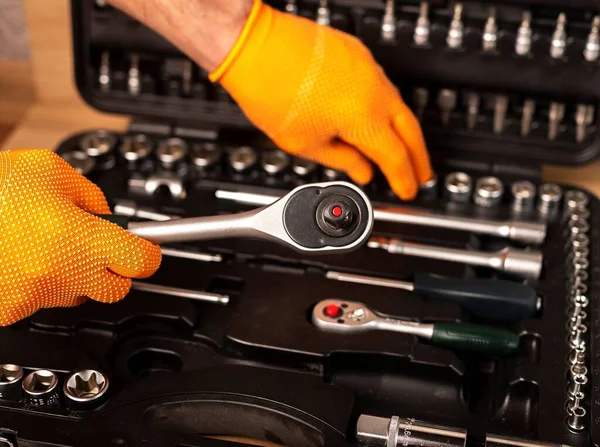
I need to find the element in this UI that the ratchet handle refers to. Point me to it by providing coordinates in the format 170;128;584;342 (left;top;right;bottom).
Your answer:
96;214;132;230
413;273;539;323
431;322;520;356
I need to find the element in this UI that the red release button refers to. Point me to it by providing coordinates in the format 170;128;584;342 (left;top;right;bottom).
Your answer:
332;205;343;217
324;304;342;318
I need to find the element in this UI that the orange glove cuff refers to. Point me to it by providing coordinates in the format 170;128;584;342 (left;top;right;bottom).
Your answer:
209;0;264;82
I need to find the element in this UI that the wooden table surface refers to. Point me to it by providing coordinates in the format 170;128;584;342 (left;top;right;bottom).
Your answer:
2;0;600;196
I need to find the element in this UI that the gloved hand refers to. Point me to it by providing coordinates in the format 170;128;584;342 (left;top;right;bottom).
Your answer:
0;149;162;326
211;0;433;199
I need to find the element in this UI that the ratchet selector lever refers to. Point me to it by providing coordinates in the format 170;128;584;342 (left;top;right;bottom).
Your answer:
99;181;374;254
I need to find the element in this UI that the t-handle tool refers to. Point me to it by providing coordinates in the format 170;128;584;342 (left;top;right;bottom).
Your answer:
99;182;374;255
325;271;541;323
312;299;520;356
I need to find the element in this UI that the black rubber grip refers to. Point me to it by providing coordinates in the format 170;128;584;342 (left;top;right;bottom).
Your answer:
431;322;520;356
413;274;539;323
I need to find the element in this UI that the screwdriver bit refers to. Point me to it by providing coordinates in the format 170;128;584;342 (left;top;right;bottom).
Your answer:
447;3;464;49
548;101;565;141
584;16;600;62
550;13;567;59
285;0;298;14
381;0;397;42
521;99;536;137
493;95;509;134
99;51;111;92
465;92;480;131
128;54;141;96
437;89;457;126
515;11;532;56
413;2;430;46
413;87;429;122
182;59;193;97
575;104;595;143
316;0;331;26
482;8;498;52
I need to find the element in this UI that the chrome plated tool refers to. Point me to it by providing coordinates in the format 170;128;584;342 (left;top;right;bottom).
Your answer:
313;299;519;355
102;182;374;254
326;270;540;322
215;189;547;244
368;236;543;279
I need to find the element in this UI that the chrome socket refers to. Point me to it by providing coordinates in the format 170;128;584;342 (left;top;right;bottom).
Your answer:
192;142;222;170
565;190;589;212
157;138;189;171
537;183;563;215
228;146;258;173
64;370;110;411
567;392;585;414
474;176;504;207
569;346;586;366
261;150;291;175
119;134;154;166
569;324;588;349
78;130;117;170
22;370;60;407
567;406;587;432
292;158;318;178
568;373;588;397
569;364;588;381
444;172;473;203
61;151;96;176
511;180;536;212
0;364;24;401
323;168;344;181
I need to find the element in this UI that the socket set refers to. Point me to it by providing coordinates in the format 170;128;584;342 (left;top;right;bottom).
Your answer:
1;0;600;446
79;0;600;166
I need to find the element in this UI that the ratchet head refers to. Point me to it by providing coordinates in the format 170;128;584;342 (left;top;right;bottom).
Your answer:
312;299;379;333
266;181;374;254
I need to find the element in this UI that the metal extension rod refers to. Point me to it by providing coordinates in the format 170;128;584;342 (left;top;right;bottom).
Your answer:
368;236;542;279
215;189;547;245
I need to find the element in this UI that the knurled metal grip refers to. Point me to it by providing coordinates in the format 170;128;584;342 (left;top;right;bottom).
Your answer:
283;184;372;249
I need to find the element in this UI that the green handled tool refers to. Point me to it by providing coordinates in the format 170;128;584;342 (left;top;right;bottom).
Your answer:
325;271;540;323
312;299;520;356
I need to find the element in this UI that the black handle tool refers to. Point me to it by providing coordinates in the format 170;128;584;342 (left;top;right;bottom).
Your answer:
326;271;540;323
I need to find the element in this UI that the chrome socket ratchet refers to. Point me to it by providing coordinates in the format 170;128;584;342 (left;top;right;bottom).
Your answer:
102;182;374;255
313;299;519;355
215;189;547;245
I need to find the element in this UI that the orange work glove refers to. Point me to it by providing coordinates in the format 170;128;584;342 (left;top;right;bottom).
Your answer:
0;149;162;326
211;0;433;200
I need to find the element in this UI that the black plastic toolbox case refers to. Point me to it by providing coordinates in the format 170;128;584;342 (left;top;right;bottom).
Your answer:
1;0;600;446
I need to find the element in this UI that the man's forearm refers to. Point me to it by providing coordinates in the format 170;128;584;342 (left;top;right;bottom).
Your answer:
107;0;253;72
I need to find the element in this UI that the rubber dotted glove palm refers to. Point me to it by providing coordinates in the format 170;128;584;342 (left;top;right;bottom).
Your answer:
210;0;433;199
0;149;162;326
